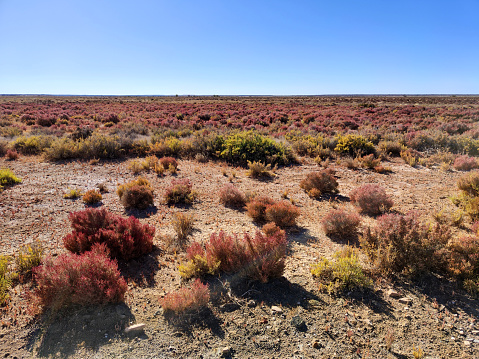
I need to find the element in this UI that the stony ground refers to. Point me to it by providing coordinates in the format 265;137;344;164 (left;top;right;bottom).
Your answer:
0;154;478;359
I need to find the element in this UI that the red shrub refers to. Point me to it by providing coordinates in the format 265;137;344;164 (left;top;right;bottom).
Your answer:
219;184;246;208
5;149;19;160
33;244;127;309
159;156;178;170
350;184;393;215
181;229;287;282
264;201;300;228
300;170;338;198
63;208;155;260
322;209;361;238
160;279;210;315
245;196;275;222
454;155;479;171
448;235;479;279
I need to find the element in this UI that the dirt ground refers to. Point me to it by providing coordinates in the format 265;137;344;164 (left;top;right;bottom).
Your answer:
0;154;478;358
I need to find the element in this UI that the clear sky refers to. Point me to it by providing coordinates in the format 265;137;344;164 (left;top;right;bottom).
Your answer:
0;0;478;95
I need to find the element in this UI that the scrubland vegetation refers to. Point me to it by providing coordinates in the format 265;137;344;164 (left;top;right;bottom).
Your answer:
1;95;479;358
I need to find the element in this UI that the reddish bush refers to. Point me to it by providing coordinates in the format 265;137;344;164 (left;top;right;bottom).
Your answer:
219;184;246;208
300;170;338;198
180;229;287;282
160;279;210;315
33;244;127;309
264;201;300;228
350;184;393;215
245;196;275;222
448;235;479;279
63;208;155;260
120;184;154;209
164;178;195;204
159;156;178;170
453;155;479;171
5;149;19;160
361;212;451;276
322;209;361;238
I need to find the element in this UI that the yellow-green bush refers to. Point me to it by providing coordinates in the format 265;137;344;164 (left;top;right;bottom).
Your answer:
334;134;375;157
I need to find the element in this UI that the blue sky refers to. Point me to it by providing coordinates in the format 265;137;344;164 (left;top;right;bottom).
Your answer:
0;0;478;95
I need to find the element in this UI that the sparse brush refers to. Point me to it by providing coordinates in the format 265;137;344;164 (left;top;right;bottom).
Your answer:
342;157;359;170
15;241;43;279
160;279;210;316
311;247;371;293
412;346;424;359
117;177;154;210
350;184;393;216
400;148;421;167
360;154;381;169
171;212;195;248
82;189;102;205
453;155;479;171
97;182;109;193
164;178;196;205
264;201;300;228
322;208;361;238
384;329;395;351
63;188;83;199
457;171;479;197
0;256;13;306
245;196;275;222
219;183;246;208
247;160;273;179
159;157;178;172
128;159;143;174
300;170;339;198
5;149;19;161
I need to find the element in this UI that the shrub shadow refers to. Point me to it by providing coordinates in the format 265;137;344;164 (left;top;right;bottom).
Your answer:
118;245;162;288
27;303;135;358
163;308;225;338
314;193;350;203
124;205;158;218
287;227;318;245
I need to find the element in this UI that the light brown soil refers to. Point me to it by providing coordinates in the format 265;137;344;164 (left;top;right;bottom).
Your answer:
0;155;478;359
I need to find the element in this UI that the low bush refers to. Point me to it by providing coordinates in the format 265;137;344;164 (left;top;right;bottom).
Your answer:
219;131;294;167
0;256;13;305
457;171;479;197
447;235;479;279
350;184;393;215
219;184;246;208
245;196;275;222
360;212;451;276
33;244;128;309
63;208;155;260
311;247;371;293
117;177;154;210
453;155;479;171
15;241;43;279
11;135;53;155
264;201;300;228
359;154;381;169
179;228;287;282
5;149;19;161
160;279;210;315
63;188;83;199
400;148;421;167
159;157;178;171
0;168;22;191
82;189;102;205
300;170;338;198
164;178;195;205
334;134;375;157
322;209;361;238
171;212;195;248
378;140;403;157
246;160;273;179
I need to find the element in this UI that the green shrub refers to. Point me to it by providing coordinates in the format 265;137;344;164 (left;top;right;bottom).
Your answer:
15;241;43;279
11;135;53;155
311;247;371;293
0;256;13;306
219;131;294;167
334;134;375;157
63;188;83;199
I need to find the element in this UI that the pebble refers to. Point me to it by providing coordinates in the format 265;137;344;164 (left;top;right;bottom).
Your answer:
398;297;412;305
464;340;471;347
124;323;146;334
271;305;283;314
387;289;401;298
291;315;307;331
247;299;257;308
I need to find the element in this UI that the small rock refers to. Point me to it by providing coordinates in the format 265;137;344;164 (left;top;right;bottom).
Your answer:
271;305;283;314
451;336;456;341
247;299;257;307
472;330;479;335
387;289;401;299
464;340;471;347
308;299;321;308
459;330;464;335
398;297;412;305
220;346;231;357
291;315;307;331
474;339;479;344
124;323;146;334
312;340;323;349
438;304;446;312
